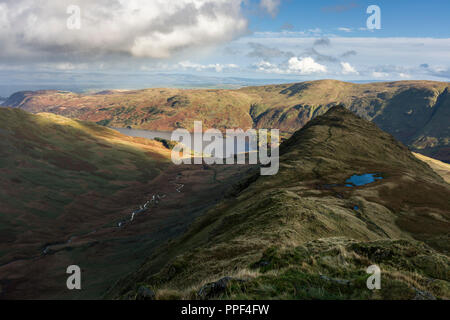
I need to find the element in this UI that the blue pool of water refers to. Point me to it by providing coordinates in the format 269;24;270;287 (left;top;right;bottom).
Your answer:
345;173;383;187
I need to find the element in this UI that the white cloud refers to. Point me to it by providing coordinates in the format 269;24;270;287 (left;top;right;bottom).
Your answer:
253;60;284;73
0;1;449;83
236;37;450;80
38;62;89;71
259;0;281;17
253;30;306;38
142;60;239;72
288;57;327;74
179;61;238;72
309;28;322;34
372;72;390;78
0;0;248;62
341;62;358;75
398;73;411;78
254;61;274;70
254;57;327;75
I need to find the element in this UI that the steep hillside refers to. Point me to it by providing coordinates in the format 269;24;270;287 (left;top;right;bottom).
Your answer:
3;80;449;162
413;153;450;183
0;108;170;287
0;108;172;297
244;81;450;163
0;108;253;299
110;106;450;300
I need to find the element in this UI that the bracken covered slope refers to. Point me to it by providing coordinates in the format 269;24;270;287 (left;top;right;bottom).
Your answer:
110;106;450;300
0;107;173;262
3;80;449;162
0;108;174;298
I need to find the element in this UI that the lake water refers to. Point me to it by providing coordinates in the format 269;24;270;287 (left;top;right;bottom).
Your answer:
345;173;383;187
113;128;174;141
112;127;255;155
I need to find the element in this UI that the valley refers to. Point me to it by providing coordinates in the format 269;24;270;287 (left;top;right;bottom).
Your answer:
0;108;253;299
0;85;449;300
3;80;449;162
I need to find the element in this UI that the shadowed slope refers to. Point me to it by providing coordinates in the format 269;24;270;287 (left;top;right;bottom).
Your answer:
0;108;255;299
0;108;171;288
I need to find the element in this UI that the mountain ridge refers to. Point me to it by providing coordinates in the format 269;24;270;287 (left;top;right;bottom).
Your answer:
109;106;450;300
3;80;449;163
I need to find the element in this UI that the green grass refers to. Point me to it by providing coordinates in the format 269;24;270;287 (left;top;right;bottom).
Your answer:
228;239;449;300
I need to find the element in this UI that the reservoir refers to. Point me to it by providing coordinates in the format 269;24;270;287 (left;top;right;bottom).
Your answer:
112;127;256;155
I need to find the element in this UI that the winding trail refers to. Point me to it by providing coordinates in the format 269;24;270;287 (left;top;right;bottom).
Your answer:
1;181;184;269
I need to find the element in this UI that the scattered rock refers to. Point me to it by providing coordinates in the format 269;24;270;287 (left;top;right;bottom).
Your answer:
413;288;436;300
320;275;352;286
136;286;156;300
252;260;270;269
197;277;245;300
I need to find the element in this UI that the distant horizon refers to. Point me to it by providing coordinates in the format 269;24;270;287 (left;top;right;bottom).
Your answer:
1;76;449;98
0;1;449;98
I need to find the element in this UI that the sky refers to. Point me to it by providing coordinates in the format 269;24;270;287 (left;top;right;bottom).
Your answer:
0;0;449;96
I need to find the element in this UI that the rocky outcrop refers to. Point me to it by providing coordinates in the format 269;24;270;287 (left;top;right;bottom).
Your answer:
136;286;156;300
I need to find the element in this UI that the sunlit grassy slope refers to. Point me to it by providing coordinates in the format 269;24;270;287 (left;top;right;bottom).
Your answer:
3;80;449;162
413;153;450;183
0;108;171;264
110;106;450;300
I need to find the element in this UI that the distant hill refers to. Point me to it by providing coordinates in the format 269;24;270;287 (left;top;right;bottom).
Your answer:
3;80;449;163
110;106;450;300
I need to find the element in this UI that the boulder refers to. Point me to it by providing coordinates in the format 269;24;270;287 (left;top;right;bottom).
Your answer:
136;286;156;300
197;277;245;300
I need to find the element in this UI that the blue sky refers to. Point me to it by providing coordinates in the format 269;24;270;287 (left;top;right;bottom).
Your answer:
0;0;448;96
248;0;450;38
